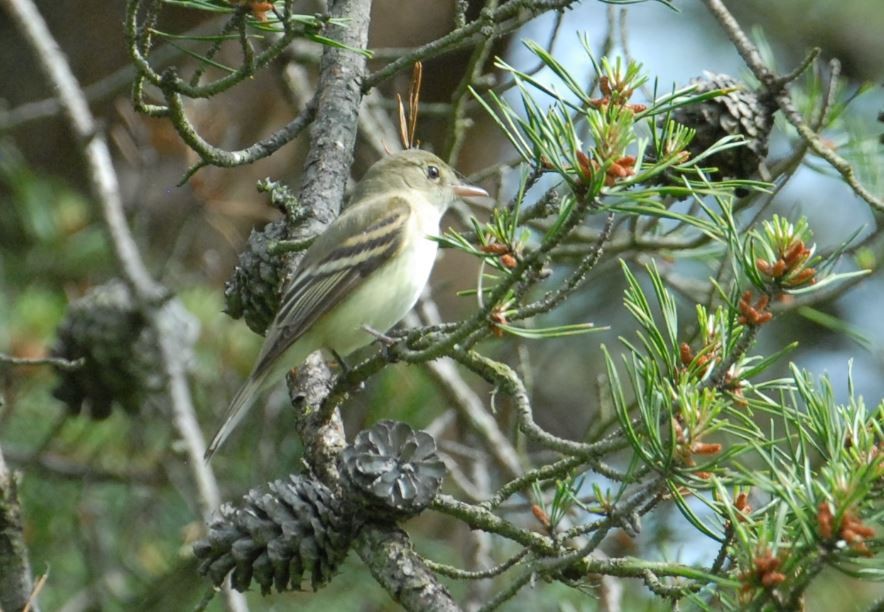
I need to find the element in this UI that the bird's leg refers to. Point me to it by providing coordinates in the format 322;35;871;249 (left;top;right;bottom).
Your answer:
330;349;350;374
329;350;365;391
362;325;400;363
361;325;397;346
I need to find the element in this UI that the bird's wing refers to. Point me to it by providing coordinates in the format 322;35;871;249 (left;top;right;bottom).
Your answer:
251;195;412;378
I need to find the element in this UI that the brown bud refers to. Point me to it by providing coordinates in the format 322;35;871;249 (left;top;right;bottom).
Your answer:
851;542;873;557
531;504;551;529
817;501;833;539
481;242;510;255
783;240;805;265
608;162;630;178
489;308;507;337
755;553;779;574
755;311;773;325
842;515;875;539
679;342;694;366
735;492;752;518
761;571;786;588
756;258;773;276
576;150;593;176
784;268;816;288
692;442;722;456
599;75;612;97
841;527;861;543
500;254;518;269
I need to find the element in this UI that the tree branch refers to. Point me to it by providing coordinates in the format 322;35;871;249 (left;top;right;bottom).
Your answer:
296;0;373;226
0;445;38;612
0;1;245;609
362;0;578;91
279;3;465;608
701;0;883;213
354;525;461;612
0;17;226;131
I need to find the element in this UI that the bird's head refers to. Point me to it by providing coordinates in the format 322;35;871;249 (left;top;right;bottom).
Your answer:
352;149;488;211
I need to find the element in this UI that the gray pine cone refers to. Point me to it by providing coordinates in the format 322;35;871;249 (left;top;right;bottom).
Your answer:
340;420;446;518
672;72;774;182
194;475;352;594
50;280;197;418
224;218;293;336
224;178;309;335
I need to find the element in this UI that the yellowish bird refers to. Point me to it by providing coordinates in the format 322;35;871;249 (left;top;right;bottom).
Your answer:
205;149;488;461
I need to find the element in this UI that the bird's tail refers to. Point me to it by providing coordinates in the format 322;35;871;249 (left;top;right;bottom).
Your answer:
204;373;263;463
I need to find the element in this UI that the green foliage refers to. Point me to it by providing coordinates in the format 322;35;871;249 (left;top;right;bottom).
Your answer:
0;143;111;285
3;0;882;609
151;1;365;55
603;260;882;607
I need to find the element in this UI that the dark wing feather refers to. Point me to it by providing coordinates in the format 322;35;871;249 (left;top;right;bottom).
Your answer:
251;196;411;378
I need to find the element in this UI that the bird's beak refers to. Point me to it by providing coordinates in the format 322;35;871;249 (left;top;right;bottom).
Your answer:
453;183;489;199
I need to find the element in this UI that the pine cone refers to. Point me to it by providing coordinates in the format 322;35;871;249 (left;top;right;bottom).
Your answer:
224;219;294;335
672;72;773;182
194;475;352;594
340;420;446;518
50;280;197;418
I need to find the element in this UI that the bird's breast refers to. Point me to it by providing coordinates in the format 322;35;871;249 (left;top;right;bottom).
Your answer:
319;203;441;356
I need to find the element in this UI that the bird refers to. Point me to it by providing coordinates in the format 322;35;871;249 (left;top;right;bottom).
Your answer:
204;149;488;461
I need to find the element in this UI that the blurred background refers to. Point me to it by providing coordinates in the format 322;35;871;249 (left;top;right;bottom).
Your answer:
0;0;881;609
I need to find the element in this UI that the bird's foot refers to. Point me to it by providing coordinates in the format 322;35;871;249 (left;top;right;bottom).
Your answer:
330;350;350;375
362;325;400;363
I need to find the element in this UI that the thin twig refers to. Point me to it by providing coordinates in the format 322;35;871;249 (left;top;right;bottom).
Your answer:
2;447;164;485
444;0;499;165
773;47;820;88
0;17;230;131
0;353;84;371
363;0;578;91
411;300;523;479
0;2;245;609
433;494;558;554
425;549;529;580
701;0;883;213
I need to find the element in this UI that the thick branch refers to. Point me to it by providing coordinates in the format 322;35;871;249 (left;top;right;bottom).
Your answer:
282;9;473;604
288;357;460;611
0;446;38;612
297;0;373;226
0;0;223;514
354;525;461;612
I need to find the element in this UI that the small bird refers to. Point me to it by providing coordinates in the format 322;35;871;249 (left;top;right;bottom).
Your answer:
205;149;488;461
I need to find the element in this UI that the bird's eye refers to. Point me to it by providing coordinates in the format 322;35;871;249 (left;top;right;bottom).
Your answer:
426;165;440;181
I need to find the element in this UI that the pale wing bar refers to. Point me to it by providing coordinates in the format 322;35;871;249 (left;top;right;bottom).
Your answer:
252;205;409;377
